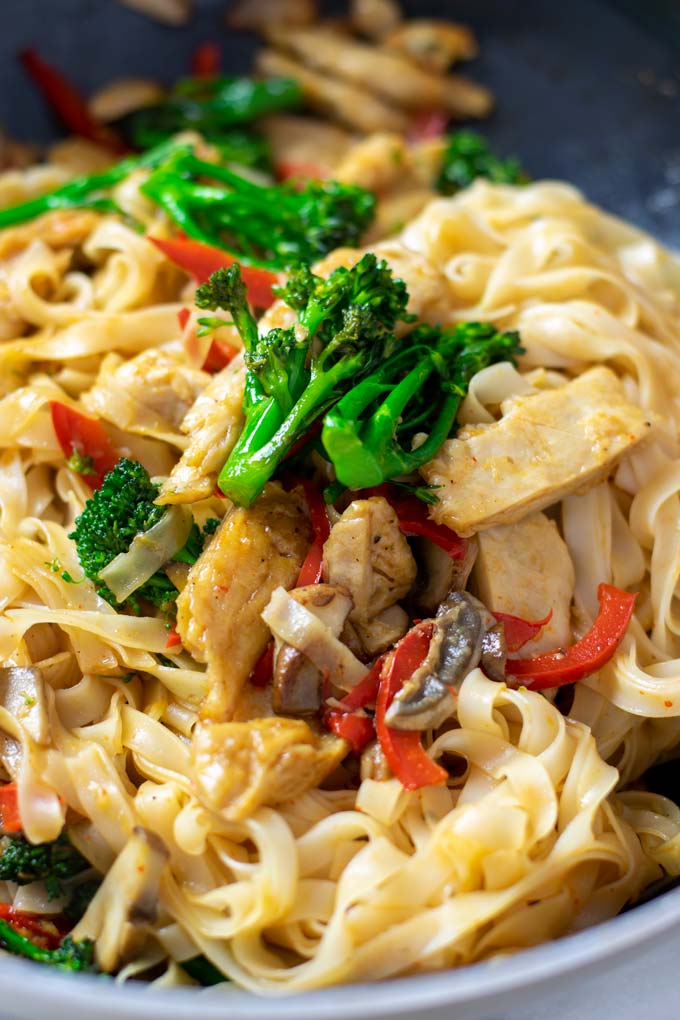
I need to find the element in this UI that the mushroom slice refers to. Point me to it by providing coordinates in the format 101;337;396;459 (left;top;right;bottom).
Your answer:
385;592;505;731
226;0;316;30
88;78;166;124
273;584;354;715
73;826;169;973
411;535;478;617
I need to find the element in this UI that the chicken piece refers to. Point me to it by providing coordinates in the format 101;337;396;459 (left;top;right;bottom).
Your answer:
0;208;101;261
265;26;492;117
88;78;165;123
384;20;478;72
192;717;346;819
226;0;316;30
323;496;416;656
472;512;575;656
0;131;37;171
117;0;192;25
82;349;209;443
335;133;410;193
260;113;354;179
176;483;311;720
349;0;401;39
157;355;245;504
255;49;409;134
421;367;652;536
364;187;434;244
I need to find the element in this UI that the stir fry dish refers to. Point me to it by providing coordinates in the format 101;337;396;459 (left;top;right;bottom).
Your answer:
0;0;678;995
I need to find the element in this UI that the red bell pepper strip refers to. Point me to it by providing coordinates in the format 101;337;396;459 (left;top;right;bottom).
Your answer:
0;783;21;833
407;109;449;143
150;236;277;308
250;640;275;688
49;402;118;490
506;584;636;690
296;480;331;586
177;307;239;373
494;609;553;653
323;656;384;754
165;628;182;649
191;42;221;78
202;338;240;373
19;49;126;153
326;712;374;755
375;623;448;791
0;903;63;948
276;160;324;182
366;486;466;560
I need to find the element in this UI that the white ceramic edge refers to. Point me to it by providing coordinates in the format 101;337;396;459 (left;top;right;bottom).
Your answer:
0;886;679;1020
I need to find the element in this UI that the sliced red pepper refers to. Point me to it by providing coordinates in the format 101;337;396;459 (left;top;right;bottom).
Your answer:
177;306;239;373
150;236;277;308
494;609;553;653
49;401;118;490
326;712;374;755
276;160;324;182
365;485;466;560
323;656;384;753
19;49;126;153
0;783;21;834
296;479;331;586
407;108;449;143
191;42;221;78
250;640;274;688
0;903;63;949
506;583;636;690
165;627;182;649
375;623;448;791
202;338;240;373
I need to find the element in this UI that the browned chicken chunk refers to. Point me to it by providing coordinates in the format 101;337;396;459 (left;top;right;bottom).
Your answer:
192;717;346;819
176;483;311;720
323;496;416;655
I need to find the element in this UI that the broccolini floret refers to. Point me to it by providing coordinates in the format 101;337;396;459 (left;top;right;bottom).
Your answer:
202;255;412;506
0;922;97;973
322;321;524;489
69;458;178;612
437;131;526;194
141;150;376;269
0;834;88;900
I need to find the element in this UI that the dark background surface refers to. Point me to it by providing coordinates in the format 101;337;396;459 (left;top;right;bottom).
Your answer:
0;0;678;245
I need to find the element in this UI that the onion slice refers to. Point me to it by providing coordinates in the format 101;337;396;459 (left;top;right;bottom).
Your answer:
99;505;192;603
262;586;366;692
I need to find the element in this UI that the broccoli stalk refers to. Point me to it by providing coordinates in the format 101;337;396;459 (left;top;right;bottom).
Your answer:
322;322;523;489
196;255;412;506
0;921;97;973
437;131;527;194
140;149;375;269
0;138;190;230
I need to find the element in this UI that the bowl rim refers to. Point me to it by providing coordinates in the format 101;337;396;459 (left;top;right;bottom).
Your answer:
0;884;678;1019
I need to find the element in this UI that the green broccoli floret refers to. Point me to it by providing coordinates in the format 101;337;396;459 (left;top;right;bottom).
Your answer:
205;254;412;506
437;131;527;194
0;834;89;900
322;321;523;489
0;922;97;973
141;150;376;270
69;458;178;612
